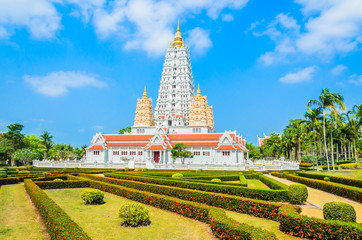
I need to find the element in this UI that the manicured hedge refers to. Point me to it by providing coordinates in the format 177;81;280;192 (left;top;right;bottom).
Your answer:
24;179;91;240
77;174;290;220
285;174;362;203
105;173;289;202
279;205;362;239
270;172;286;178
0;177;19;186
297;172;362;188
258;175;288;190
85;177;277;240
34;180;90;189
239;174;248;187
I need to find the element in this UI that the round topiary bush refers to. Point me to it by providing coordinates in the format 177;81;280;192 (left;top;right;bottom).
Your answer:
80;189;104;204
248;169;254;173
195;169;203;173
172;173;183;179
324;177;330;182
53;178;63;182
118;203;150;227
142;168;148;172
124;167;130;172
323;202;356;222
211;178;221;182
288;184;308;204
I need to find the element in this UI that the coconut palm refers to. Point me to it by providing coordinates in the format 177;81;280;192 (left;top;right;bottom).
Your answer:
40;131;53;159
304;107;323;170
308;89;345;171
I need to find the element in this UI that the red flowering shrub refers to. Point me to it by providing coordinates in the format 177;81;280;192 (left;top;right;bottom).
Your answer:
297;172;362;188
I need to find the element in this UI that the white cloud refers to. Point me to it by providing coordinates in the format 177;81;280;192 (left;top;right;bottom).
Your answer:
331;64;348;76
24;71;107;96
221;14;234;22
0;0;61;39
92;125;104;131
348;74;362;86
254;0;362;65
185;27;212;55
279;65;318;84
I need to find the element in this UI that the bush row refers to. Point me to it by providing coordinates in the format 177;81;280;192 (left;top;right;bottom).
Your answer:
85;177;278;240
77;174;288;220
297;172;362;188
24;179;91;240
105;173;289;202
339;163;360;169
0;177;19;186
279;205;362;239
34;180;90;189
258;175;288;190
239;174;248;187
285;174;362;203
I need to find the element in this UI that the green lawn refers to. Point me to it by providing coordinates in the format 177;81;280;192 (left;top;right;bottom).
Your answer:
246;179;270;189
308;170;362;180
0;183;44;240
226;211;300;240
45;188;215;240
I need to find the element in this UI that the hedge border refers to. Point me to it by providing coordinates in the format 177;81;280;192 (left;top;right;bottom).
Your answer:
24;179;91;240
297;172;362;188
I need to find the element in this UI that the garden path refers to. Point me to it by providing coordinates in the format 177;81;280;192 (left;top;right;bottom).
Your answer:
264;175;362;223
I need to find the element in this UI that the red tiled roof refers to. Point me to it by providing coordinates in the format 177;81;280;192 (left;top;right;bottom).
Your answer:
168;134;223;141
88;145;105;150
145;145;166;150
103;134;154;141
215;145;237;150
107;142;148;147
170;142;219;147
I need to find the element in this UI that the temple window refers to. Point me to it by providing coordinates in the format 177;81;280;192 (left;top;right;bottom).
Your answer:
130;151;136;155
113;151;119;155
138;152;143;155
193;152;200;156
94;151;100;155
203;152;210;156
121;151;127;155
222;151;230;156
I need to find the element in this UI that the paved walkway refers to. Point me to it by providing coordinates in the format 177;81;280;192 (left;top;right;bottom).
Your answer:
264;175;362;223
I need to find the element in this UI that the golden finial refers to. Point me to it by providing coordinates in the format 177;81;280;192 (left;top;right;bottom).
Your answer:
142;87;148;99
172;20;184;48
196;84;201;96
169;41;172;48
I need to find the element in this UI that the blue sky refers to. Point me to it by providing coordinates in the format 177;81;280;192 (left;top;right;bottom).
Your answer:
0;0;361;147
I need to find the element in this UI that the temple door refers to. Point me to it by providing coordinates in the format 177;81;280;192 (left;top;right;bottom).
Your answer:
153;151;160;163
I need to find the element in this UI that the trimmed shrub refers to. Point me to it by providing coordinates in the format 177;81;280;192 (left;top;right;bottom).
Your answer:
0;172;7;178
259;175;288;189
35;180;89;189
80;189;104;204
142;168;148;172
124;167;130;172
323;202;356;222
0;177;19;186
339;163;359;169
172;173;183;179
53;178;63;182
118;203;150;226
211;178;221;182
288;184;308;204
19;170;30;174
239;174;248;187
195;168;203;173
324;177;330;182
297;171;362;188
248;169;254;173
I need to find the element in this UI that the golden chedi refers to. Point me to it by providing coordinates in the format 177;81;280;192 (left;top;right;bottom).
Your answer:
134;87;154;127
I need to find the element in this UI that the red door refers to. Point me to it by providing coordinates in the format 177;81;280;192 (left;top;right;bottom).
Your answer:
153;151;160;163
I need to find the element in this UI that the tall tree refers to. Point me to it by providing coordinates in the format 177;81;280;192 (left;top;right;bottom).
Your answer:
0;123;26;166
13;148;37;166
40;131;53;159
171;143;194;164
304;107;322;170
308;88;345;171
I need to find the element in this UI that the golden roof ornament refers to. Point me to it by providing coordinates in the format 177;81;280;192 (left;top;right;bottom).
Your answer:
196;84;201;96
172;20;184;48
142;87;148;99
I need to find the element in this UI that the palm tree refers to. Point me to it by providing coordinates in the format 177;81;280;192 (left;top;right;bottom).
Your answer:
40;131;53;159
304;107;323;170
308;88;345;171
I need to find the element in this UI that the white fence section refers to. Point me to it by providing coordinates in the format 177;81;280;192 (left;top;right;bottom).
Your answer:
33;159;299;171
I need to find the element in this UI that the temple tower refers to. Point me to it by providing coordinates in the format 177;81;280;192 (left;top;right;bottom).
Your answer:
206;98;214;130
134;88;154;127
154;22;195;126
189;85;209;127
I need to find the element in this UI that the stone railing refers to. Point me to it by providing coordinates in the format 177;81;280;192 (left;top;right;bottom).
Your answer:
32;159;134;169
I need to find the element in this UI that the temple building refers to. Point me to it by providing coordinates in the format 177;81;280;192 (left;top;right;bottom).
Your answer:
86;23;249;168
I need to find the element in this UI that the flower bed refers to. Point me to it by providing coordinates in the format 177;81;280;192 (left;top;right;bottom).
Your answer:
104;173;289;202
279;205;362;239
297;172;362;188
77;174;289;220
285;174;362;203
24;179;91;240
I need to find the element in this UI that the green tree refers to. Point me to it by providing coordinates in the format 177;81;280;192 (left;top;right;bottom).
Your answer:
40;131;53;159
119;127;132;134
0;123;26;166
13;148;37;166
304;107;322;170
170;143;193;164
25;135;43;159
262;133;282;158
308;88;345;171
245;142;261;159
